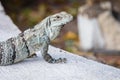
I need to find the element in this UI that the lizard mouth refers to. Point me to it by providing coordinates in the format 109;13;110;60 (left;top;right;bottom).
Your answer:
61;24;65;28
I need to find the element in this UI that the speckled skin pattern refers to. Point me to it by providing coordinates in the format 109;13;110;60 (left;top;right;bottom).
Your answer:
0;12;73;66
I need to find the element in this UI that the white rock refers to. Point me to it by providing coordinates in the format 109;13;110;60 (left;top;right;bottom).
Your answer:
77;15;105;51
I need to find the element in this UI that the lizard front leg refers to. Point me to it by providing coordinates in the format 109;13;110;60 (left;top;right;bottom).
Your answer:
41;36;66;63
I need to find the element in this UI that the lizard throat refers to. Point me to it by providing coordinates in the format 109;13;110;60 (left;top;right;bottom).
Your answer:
46;26;62;40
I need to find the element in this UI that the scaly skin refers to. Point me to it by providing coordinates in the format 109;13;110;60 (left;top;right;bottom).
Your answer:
0;12;73;66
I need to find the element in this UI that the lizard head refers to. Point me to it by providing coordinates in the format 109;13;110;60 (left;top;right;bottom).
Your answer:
34;12;73;40
46;12;73;40
49;11;73;27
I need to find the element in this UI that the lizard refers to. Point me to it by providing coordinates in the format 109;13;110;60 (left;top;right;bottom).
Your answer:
0;11;73;66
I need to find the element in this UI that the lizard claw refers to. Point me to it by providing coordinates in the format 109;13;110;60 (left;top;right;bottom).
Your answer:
54;58;67;63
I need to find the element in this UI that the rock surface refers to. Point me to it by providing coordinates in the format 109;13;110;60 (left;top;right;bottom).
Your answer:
0;2;120;80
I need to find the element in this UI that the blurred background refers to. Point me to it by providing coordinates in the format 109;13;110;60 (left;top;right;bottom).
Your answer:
1;0;120;68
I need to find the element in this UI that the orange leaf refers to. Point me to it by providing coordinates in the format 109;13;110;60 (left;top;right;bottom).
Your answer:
64;31;78;40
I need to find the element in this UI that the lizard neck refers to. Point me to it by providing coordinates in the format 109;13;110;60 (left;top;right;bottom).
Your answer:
45;25;62;40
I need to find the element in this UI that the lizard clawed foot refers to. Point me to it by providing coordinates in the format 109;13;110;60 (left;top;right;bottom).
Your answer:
53;58;67;63
44;54;67;63
48;58;67;63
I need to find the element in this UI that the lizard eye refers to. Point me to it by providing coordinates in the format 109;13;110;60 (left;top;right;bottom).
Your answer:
56;16;60;18
53;15;62;21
